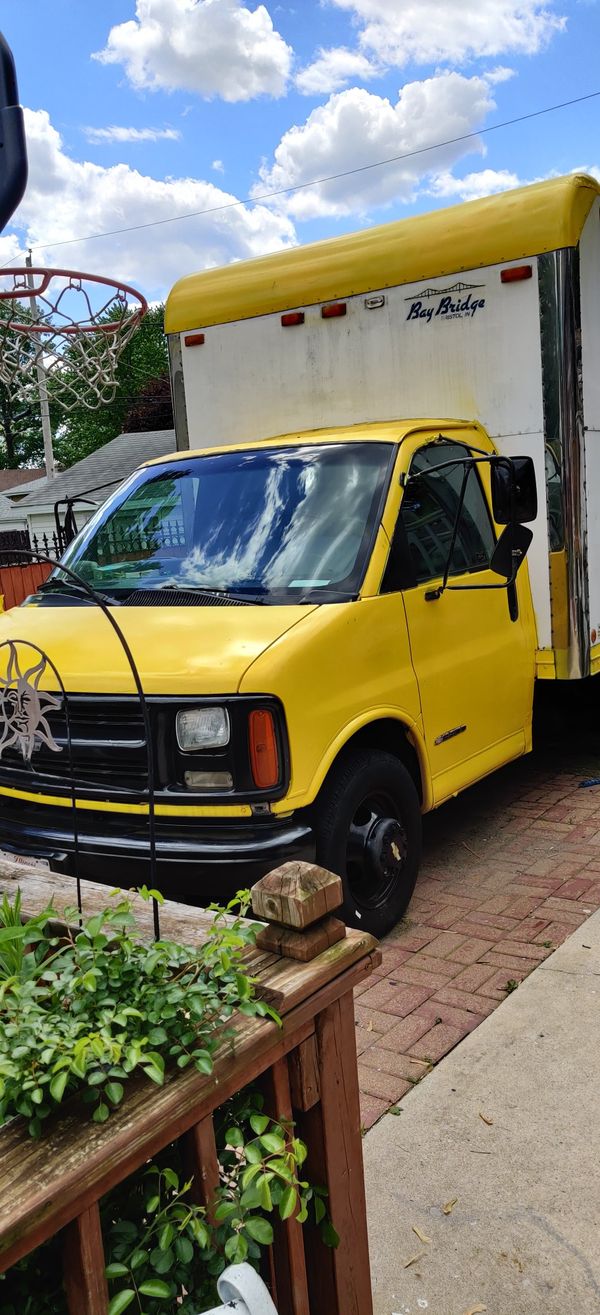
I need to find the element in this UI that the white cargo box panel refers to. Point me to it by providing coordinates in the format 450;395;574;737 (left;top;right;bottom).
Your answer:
178;260;552;649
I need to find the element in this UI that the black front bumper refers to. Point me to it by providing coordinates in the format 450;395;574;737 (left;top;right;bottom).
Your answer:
0;794;315;902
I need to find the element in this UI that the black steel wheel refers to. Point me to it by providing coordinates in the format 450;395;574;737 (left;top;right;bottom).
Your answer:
313;748;422;937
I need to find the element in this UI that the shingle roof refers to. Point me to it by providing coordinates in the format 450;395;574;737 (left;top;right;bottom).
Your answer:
16;429;177;509
0;469;45;493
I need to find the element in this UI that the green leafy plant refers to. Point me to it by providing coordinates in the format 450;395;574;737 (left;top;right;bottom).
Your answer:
0;1092;337;1315
0;889;277;1138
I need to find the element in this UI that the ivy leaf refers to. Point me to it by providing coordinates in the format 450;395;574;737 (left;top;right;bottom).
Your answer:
105;1082;124;1107
175;1236;194;1264
49;1071;69;1103
138;1279;172;1298
225;1126;244;1148
158;1223;175;1252
279;1186;297;1220
105;1263;129;1278
258;1175;272;1212
108;1292;136;1315
244;1216;274;1245
249;1112;270;1136
260;1132;286;1154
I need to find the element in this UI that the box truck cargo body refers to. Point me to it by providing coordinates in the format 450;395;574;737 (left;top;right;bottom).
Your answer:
168;172;600;681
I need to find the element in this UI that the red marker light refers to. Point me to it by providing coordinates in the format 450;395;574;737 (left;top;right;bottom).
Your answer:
281;311;305;327
321;302;347;318
184;332;205;346
501;266;532;284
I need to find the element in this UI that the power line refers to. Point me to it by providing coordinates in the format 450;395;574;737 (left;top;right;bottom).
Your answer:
4;86;600;262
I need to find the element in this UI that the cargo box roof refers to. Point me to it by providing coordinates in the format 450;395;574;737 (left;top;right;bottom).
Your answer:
165;173;600;334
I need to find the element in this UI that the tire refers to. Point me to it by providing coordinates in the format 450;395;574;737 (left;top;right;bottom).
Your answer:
313;748;422;938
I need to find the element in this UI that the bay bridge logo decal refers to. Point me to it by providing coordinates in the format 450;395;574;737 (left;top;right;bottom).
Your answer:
0;642;62;762
405;281;486;324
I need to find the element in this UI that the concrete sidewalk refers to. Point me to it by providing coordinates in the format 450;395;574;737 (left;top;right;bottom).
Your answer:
365;910;600;1315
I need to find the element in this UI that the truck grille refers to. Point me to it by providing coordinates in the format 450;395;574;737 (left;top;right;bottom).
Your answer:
0;695;148;798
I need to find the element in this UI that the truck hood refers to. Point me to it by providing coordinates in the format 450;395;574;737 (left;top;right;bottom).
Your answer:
0;601;317;695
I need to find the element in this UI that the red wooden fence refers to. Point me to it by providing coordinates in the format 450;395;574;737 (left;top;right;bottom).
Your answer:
0;561;52;610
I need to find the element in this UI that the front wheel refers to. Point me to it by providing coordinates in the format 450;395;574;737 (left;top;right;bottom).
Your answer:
313;749;422;938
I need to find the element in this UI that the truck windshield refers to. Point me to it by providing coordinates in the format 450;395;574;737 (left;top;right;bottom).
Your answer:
57;442;393;603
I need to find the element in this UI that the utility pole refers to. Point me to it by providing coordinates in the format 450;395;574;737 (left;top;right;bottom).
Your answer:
26;251;55;479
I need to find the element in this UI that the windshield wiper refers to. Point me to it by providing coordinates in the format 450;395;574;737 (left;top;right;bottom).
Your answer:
38;578;119;606
159;584;266;605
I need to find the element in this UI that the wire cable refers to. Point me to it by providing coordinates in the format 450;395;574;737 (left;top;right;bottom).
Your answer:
3;86;600;263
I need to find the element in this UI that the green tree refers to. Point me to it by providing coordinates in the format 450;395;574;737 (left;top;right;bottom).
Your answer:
0;299;50;469
55;304;170;469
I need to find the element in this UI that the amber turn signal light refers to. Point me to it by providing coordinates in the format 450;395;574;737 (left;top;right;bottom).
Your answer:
249;709;279;789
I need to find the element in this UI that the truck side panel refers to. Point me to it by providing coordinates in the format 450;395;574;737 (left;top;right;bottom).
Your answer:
580;199;600;671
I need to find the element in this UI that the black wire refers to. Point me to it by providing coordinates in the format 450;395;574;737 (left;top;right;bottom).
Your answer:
0;548;161;940
3;86;600;262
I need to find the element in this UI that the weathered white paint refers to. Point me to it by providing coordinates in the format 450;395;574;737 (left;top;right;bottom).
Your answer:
180;257;553;647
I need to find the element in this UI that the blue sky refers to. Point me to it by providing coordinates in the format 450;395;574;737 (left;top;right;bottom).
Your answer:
1;0;600;302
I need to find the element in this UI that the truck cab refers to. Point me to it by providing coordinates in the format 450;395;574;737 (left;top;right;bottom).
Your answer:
0;418;535;935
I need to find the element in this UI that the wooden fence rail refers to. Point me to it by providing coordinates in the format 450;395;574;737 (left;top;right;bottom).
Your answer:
0;860;380;1315
0;561;53;610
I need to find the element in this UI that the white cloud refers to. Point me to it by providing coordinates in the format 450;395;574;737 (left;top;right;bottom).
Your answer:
296;47;379;95
4;109;296;301
328;0;566;65
428;166;521;199
84;125;182;144
212;159;225;172
253;72;496;219
94;0;292;102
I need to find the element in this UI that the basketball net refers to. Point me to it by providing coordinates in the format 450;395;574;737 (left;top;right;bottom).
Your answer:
0;266;148;413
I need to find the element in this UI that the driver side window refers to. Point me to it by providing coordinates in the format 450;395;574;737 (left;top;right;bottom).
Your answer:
382;441;496;591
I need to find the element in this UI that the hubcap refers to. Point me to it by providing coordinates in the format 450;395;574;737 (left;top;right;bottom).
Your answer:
346;792;408;913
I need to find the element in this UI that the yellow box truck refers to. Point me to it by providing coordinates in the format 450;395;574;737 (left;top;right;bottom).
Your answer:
0;173;597;935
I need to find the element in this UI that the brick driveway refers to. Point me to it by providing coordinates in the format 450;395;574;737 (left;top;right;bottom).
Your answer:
356;684;600;1129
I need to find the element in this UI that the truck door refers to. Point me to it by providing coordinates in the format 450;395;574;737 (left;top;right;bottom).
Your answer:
387;438;535;805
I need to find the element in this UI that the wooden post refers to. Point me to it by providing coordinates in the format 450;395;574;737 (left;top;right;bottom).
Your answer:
251;861;346;962
295;995;374;1315
183;1114;220;1216
260;1058;311;1315
62;1204;109;1315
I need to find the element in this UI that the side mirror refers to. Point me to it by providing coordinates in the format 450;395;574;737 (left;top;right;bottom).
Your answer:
490;523;533;581
491;456;537;525
0;33;28;231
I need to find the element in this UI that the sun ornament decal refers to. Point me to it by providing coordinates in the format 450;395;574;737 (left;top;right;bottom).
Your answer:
0;641;62;762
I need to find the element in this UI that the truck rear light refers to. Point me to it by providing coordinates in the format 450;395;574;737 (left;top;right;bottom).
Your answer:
281;311;305;326
321;302;346;318
184;332;205;346
501;265;532;283
249;709;279;789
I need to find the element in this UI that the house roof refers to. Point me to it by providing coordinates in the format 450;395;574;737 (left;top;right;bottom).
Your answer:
0;469;45;493
16;429;177;510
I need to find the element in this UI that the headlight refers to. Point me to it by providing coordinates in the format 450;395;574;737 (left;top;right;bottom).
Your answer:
176;706;230;751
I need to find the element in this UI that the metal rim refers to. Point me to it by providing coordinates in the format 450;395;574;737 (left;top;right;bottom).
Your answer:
0;266;148;333
345;788;408;913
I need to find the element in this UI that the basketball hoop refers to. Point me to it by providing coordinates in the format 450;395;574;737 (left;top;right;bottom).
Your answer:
0;267;148;412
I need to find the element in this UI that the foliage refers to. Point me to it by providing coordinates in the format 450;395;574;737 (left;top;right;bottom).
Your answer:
123;373;173;434
0;301;55;468
0;302;170;471
0;888;277;1138
54;305;171;468
0;1090;337;1315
